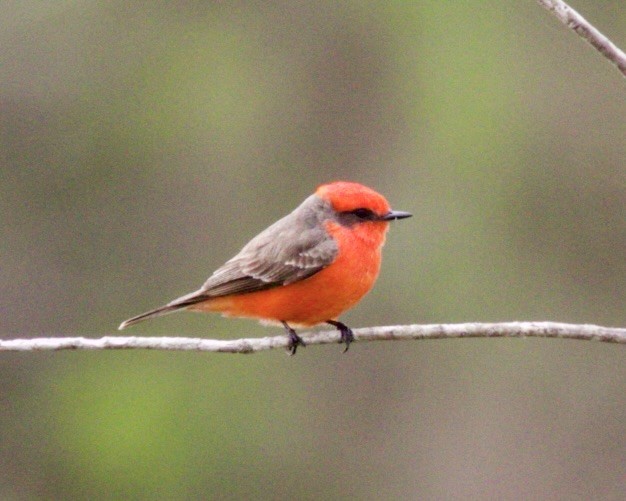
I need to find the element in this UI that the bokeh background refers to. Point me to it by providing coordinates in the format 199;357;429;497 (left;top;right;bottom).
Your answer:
2;2;625;499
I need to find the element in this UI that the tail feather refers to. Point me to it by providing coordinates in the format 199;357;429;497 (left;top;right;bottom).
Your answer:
118;304;182;330
118;288;212;330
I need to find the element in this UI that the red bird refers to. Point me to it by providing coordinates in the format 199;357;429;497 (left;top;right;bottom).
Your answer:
119;181;411;354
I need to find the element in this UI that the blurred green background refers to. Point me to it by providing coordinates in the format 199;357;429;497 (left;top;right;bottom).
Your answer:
2;1;625;499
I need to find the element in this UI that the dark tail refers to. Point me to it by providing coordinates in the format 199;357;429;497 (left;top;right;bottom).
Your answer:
118;304;182;330
118;288;211;330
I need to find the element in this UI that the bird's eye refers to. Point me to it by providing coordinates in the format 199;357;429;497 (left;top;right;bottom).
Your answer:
350;208;376;220
336;208;379;227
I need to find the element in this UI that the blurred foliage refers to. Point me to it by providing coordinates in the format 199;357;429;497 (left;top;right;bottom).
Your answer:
1;1;625;499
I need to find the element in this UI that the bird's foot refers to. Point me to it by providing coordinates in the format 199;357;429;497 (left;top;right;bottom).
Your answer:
326;320;354;353
281;321;306;356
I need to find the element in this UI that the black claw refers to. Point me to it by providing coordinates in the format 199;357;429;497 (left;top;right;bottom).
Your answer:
326;320;354;353
281;321;305;355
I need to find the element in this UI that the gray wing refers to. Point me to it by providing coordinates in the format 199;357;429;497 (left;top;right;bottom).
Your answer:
170;194;338;307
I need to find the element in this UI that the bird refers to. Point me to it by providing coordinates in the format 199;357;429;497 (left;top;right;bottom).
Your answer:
119;181;411;354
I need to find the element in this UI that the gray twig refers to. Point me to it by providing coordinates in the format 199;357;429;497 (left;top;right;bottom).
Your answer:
538;0;626;78
1;322;625;354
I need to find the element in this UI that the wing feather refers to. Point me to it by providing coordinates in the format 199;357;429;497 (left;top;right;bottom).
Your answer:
168;195;338;308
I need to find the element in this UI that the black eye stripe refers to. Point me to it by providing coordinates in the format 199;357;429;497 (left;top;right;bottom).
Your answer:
351;208;374;219
344;208;379;221
336;208;380;227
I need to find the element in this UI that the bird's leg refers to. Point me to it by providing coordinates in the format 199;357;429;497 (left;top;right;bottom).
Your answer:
281;321;305;355
326;320;354;353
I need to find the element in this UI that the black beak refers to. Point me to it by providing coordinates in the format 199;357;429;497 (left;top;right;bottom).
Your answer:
382;210;412;221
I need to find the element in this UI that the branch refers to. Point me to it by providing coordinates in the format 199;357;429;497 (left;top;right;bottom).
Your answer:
1;322;625;354
537;0;626;78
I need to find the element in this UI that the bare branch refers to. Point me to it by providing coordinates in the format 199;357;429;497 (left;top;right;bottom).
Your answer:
1;322;625;354
537;0;626;78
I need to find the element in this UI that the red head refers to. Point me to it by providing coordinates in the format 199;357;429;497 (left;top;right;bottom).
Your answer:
316;181;391;216
316;181;411;222
313;181;411;252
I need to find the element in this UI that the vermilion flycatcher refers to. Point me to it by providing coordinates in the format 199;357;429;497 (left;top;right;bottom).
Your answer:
119;181;411;354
